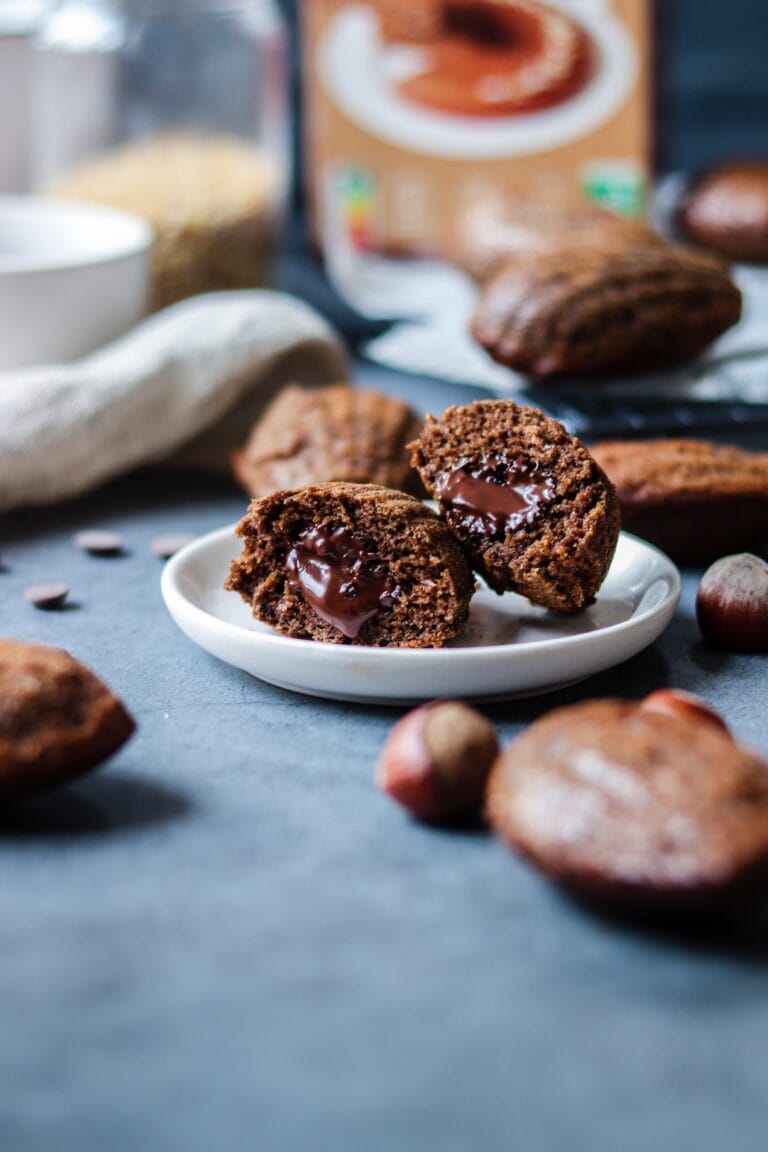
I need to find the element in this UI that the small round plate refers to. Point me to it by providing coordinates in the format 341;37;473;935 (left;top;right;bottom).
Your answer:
161;526;680;705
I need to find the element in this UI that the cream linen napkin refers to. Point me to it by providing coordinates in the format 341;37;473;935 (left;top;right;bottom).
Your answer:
0;290;348;513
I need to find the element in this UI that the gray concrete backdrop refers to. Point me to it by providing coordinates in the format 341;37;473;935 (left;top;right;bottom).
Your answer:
1;364;767;1152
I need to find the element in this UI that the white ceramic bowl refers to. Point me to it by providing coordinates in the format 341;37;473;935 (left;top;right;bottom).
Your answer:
0;195;152;370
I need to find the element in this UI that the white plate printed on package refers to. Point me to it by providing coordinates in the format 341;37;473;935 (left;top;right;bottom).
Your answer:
319;3;637;160
162;525;680;705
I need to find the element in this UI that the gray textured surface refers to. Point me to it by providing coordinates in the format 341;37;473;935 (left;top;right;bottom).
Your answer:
1;368;767;1152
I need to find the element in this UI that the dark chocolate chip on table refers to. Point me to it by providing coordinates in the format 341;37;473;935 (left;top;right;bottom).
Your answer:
73;530;124;556
25;583;70;610
150;533;195;560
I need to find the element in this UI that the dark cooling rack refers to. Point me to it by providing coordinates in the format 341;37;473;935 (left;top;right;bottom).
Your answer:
518;385;768;441
534;173;768;438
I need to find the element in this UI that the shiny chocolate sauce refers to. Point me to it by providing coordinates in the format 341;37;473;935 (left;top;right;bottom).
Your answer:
434;456;556;538
285;525;400;639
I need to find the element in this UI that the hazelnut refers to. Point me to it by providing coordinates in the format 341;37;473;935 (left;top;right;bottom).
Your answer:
696;553;768;653
640;688;729;733
377;700;499;823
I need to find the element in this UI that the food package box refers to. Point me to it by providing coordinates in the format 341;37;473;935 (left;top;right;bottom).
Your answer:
302;0;653;265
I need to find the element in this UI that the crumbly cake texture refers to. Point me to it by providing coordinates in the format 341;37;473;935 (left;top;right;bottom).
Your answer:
471;244;742;377
680;162;768;264
232;384;425;499
226;483;475;648
411;401;620;613
487;699;768;906
0;640;135;797
49;133;281;309
452;193;650;283
591;438;768;564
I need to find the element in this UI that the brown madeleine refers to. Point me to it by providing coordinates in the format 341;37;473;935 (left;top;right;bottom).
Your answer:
232;384;424;499
0;640;135;798
590;438;768;564
487;698;768;907
471;243;742;378
680;162;768;264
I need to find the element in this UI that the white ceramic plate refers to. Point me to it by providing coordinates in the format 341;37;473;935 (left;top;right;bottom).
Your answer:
161;525;680;705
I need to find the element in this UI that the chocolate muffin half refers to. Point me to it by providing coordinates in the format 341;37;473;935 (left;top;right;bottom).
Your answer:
226;483;474;647
411;401;620;613
232;384;424;499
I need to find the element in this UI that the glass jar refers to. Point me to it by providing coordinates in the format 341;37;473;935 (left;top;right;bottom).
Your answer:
0;1;46;192
32;0;290;307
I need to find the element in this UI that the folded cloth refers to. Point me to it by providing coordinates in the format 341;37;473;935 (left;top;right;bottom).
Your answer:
0;290;348;513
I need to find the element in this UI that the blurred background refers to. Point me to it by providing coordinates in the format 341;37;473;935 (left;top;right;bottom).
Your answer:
280;0;768;203
1;0;767;385
3;1;767;216
0;11;767;1152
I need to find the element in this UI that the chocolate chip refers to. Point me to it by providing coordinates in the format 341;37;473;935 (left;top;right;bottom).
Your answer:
74;530;124;557
150;533;195;559
25;583;70;610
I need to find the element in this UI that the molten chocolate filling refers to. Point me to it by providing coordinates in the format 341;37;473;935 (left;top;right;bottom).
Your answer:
434;456;556;538
285;525;400;639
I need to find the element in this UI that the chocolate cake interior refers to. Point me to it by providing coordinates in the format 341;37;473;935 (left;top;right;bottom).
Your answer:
285;524;400;640
412;402;621;613
227;484;474;648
